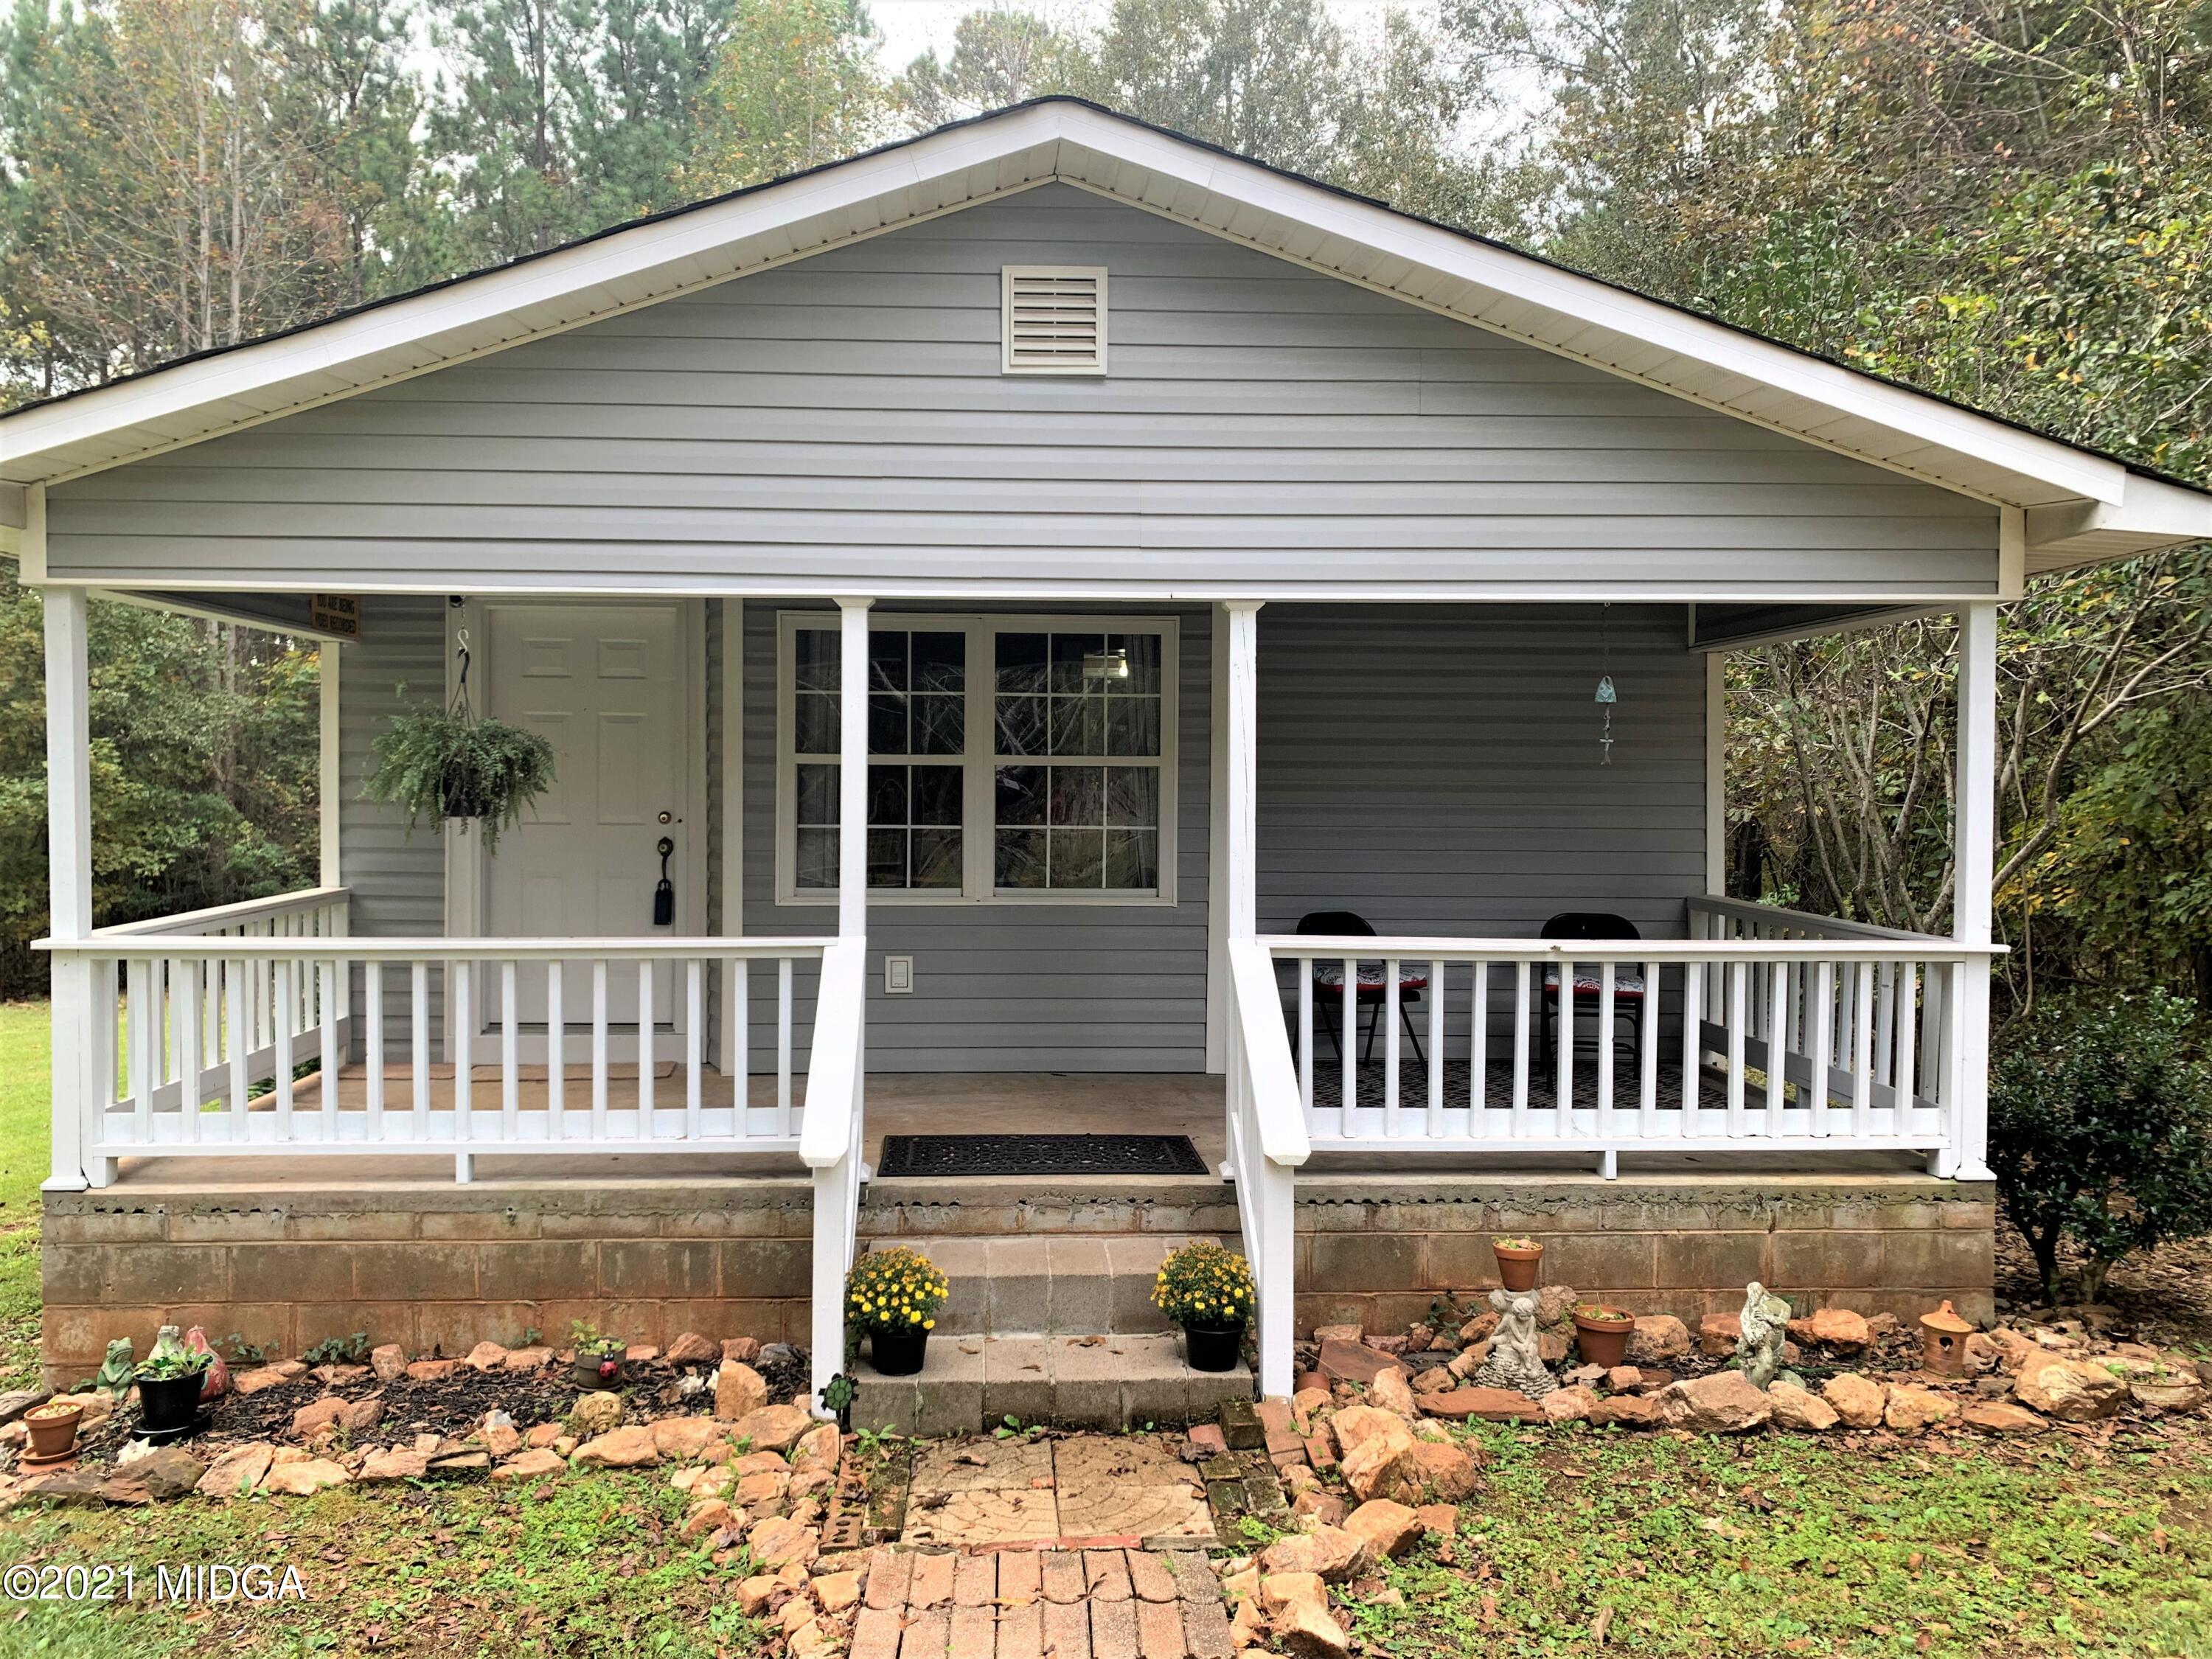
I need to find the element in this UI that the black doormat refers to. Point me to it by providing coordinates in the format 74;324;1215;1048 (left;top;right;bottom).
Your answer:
874;1133;1211;1178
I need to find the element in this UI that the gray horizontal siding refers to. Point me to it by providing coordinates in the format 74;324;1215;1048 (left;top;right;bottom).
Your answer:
338;594;446;1047
740;600;1214;1074
48;185;1997;597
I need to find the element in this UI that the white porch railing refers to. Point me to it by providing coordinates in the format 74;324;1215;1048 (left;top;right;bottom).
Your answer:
45;897;837;1185
1224;937;1308;1399
1262;896;2001;1178
799;936;868;1412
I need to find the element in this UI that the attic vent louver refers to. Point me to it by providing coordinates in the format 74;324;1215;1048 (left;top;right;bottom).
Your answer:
1002;266;1107;375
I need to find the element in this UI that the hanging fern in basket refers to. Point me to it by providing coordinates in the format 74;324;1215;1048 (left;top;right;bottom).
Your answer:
361;633;555;854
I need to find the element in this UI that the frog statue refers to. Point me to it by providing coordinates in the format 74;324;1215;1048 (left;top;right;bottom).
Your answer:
93;1337;136;1398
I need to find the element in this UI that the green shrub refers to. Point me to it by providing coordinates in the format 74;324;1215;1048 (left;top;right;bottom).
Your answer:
1989;989;2212;1303
361;697;555;854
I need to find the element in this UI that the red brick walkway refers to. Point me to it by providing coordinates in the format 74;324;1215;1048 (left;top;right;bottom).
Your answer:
851;1546;1233;1659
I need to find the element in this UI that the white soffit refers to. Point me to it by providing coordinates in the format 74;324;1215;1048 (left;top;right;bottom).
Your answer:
2;100;2206;572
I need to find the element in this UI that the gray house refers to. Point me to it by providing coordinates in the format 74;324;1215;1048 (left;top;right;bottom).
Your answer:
13;100;2209;1412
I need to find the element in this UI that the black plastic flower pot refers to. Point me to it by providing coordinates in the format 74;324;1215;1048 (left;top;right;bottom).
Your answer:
870;1329;928;1377
136;1374;206;1441
1183;1324;1245;1373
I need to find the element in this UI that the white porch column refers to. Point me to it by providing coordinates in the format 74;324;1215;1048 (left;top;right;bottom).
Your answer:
1222;601;1262;938
1947;601;1998;1180
319;639;342;887
835;598;872;941
44;587;101;1189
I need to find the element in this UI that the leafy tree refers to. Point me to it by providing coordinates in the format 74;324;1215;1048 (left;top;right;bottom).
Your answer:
1989;990;2212;1303
687;0;883;191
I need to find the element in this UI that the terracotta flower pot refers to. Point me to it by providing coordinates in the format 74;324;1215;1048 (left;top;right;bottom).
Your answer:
1573;1308;1634;1369
1493;1242;1544;1292
24;1402;83;1462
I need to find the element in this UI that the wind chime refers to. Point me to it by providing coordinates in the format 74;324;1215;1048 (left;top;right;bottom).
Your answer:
1595;603;1618;765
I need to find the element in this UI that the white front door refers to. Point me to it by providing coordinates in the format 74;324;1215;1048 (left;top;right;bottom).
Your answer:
482;602;692;1031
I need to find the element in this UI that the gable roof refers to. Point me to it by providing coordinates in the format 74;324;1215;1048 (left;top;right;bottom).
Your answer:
2;97;2205;573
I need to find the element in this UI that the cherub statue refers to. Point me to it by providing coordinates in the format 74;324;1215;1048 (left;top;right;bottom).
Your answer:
94;1337;136;1398
1735;1281;1801;1390
1472;1287;1557;1399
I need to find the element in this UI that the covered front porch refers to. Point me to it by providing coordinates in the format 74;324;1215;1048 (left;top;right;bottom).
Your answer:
37;590;2006;1399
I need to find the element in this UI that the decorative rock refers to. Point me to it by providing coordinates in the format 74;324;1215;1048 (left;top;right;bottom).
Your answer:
664;1332;719;1366
722;1337;762;1364
1369;1367;1416;1416
1787;1308;1872;1352
1261;1571;1349;1659
1313;1324;1364;1345
136;1447;208;1501
234;1365;294;1396
1317;1340;1398;1385
1767;1382;1839;1432
481;1411;522;1458
495;1448;568;1481
1982;1326;2039;1373
262;1457;349;1496
1627;1315;1692;1365
1603;1366;1643;1392
2016;1356;2127;1421
747;1514;818;1571
428;1450;491;1476
197;1442;275;1499
359;1448;431;1481
1821;1373;1888;1429
714;1361;771;1422
1343;1499;1425;1559
1590;1394;1658;1428
406;1360;460;1382
1697;1313;1742;1357
2132;1377;2207;1413
464;1341;509;1371
1259;1524;1370;1583
575;1427;661;1468
1963;1402;2045;1435
815;1571;863;1613
502;1346;554;1372
1331;1405;1420;1503
790;1422;841;1474
1883;1385;1958;1433
1416;1502;1456;1537
735;1470;790;1506
369;1343;408;1383
571;1391;625;1436
1291;1490;1345;1527
650;1416;728;1461
1655;1372;1771;1433
1406;1439;1483;1503
732;1405;814;1453
1417;1388;1543;1422
1540;1386;1598;1424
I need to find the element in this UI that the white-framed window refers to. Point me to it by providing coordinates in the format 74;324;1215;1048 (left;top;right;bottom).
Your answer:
775;612;1178;905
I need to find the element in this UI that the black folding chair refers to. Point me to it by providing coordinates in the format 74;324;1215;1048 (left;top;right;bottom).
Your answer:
1296;911;1428;1066
1537;911;1646;1070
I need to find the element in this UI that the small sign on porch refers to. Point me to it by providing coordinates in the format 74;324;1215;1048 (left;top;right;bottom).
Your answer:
310;594;361;637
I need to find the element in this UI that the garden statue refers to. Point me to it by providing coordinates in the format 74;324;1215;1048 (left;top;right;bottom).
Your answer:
94;1338;136;1398
1472;1287;1557;1399
1735;1281;1802;1389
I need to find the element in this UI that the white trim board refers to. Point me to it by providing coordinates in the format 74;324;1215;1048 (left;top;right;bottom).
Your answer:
4;101;2205;571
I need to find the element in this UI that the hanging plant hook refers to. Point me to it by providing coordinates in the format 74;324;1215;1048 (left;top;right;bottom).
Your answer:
450;627;474;720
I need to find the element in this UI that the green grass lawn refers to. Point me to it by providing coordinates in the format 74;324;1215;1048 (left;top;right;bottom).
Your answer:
0;1000;45;1390
1356;1422;2212;1659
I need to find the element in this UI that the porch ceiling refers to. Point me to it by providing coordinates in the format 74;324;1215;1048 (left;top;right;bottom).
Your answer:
2;102;2204;575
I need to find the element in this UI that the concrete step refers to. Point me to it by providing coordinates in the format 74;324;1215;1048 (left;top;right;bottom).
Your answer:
849;1332;1253;1436
908;1234;1237;1338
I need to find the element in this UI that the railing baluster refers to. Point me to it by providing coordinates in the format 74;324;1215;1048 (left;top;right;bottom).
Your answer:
411;961;431;1134
451;957;472;1137
1340;956;1357;1127
591;960;610;1136
1874;961;1896;1096
1297;964;1314;1120
177;959;202;1141
227;958;248;1127
1597;961;1615;1138
1382;959;1401;1138
1510;961;1530;1131
1725;960;1747;1133
1894;959;1919;1117
638;961;655;1135
501;959;520;1138
1809;961;1834;1136
274;959;296;1135
1469;960;1489;1116
734;956;752;1138
547;961;564;1141
1851;961;1875;1136
1679;950;1701;1124
321;956;339;1138
128;959;155;1144
1765;950;1789;1135
366;963;385;1138
1426;960;1444;1136
685;958;703;1139
1638;960;1658;1135
1554;959;1573;1138
777;957;794;1129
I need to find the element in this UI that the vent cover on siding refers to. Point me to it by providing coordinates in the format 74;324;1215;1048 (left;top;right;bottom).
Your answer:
1002;266;1107;375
